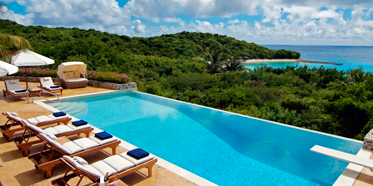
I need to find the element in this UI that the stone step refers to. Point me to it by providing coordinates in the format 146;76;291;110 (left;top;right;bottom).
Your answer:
68;102;88;115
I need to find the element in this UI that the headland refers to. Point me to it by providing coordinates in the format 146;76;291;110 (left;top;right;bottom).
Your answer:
243;59;343;65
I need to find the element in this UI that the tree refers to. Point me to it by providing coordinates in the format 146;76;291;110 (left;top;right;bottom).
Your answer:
0;3;33;60
224;56;245;72
0;33;33;60
342;68;372;86
201;50;226;74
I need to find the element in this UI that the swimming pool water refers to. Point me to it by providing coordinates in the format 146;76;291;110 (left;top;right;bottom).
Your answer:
50;92;363;186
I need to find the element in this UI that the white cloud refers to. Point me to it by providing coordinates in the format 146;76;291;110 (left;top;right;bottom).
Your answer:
3;10;34;26
23;0;131;26
261;4;282;23
152;18;160;23
124;0;261;18
227;19;240;24
191;20;225;33
312;9;341;19
279;0;372;9
0;4;7;13
163;17;185;27
132;20;146;33
156;25;183;36
15;0;26;6
193;20;214;32
124;0;179;19
1;0;26;5
304;21;317;33
366;8;373;19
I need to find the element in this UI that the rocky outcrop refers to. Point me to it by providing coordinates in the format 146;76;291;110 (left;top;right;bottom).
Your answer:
88;80;137;90
363;129;373;150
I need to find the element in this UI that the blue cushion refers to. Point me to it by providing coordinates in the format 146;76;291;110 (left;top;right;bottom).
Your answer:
50;85;60;88
96;177;108;183
72;120;88;126
94;131;113;140
15;89;27;93
127;148;149;160
53;112;66;117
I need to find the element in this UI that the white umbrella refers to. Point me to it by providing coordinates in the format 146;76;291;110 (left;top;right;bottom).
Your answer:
11;49;55;87
0;60;19;77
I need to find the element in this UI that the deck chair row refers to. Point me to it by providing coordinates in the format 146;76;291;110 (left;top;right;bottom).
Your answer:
1;111;157;185
2;78;62;101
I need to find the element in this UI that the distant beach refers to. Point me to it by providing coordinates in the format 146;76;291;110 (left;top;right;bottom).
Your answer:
243;59;343;65
243;59;297;64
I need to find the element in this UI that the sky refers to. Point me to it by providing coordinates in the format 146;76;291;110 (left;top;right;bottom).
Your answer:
1;0;373;46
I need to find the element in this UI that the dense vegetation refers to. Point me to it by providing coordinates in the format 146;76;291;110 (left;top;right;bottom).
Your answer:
0;19;299;64
1;19;372;140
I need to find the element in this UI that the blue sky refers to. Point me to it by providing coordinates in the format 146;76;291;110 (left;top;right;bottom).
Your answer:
2;0;373;46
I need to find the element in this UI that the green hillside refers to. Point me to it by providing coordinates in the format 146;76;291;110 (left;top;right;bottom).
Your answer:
0;19;299;69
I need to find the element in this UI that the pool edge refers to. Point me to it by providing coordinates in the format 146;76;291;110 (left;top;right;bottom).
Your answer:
135;91;363;144
36;89;363;144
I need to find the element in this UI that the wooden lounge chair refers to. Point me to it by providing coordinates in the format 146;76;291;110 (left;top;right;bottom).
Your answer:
28;132;121;178
39;77;63;95
1;112;23;130
1;112;72;141
311;145;373;170
14;119;94;156
52;152;157;186
2;79;28;101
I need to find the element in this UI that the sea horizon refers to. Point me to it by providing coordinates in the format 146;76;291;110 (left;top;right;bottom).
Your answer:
246;45;373;72
260;44;373;47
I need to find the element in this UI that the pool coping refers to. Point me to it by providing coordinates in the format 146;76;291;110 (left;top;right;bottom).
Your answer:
35;89;370;186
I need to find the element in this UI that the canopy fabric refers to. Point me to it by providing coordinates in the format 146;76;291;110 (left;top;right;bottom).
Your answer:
57;62;87;77
11;49;55;66
11;49;55;87
0;60;19;77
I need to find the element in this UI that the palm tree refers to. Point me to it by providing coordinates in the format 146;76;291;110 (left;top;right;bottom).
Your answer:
0;2;33;60
0;34;33;60
224;56;245;72
342;68;372;86
201;50;225;74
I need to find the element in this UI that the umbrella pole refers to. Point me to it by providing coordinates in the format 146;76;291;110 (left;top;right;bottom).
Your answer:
25;67;28;89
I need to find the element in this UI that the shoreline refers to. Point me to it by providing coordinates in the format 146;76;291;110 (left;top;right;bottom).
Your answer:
242;59;343;65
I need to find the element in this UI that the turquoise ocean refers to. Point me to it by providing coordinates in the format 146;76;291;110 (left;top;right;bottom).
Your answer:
245;45;373;72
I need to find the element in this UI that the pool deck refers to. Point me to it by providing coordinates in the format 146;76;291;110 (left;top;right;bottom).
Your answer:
0;80;373;185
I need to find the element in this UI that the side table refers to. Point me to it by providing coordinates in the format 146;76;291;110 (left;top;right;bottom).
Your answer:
28;88;43;97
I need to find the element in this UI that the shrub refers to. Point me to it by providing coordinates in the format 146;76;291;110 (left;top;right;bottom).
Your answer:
88;71;131;84
14;67;57;77
13;68;132;84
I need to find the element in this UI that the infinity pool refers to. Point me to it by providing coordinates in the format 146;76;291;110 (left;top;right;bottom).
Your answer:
48;91;363;186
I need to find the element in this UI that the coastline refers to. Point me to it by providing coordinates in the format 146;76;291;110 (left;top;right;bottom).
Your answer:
243;59;343;65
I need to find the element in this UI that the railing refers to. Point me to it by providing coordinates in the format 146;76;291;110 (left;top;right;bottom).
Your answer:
27;85;59;103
